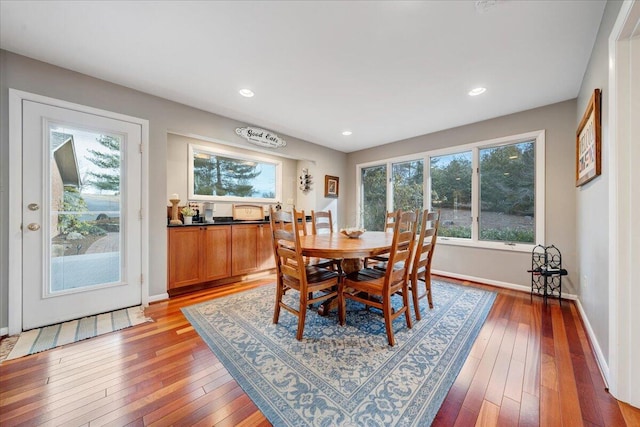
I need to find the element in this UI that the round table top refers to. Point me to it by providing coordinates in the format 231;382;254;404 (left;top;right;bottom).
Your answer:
298;231;393;259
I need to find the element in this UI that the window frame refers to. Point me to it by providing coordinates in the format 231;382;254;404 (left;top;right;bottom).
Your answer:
187;143;282;203
356;130;545;252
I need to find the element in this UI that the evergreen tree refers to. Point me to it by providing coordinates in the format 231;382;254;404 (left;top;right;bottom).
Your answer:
193;154;261;197
85;135;120;193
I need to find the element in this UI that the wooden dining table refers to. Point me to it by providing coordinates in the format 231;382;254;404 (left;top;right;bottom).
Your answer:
299;231;393;264
298;231;394;315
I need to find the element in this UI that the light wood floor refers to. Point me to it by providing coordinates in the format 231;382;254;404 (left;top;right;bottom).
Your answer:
1;275;639;426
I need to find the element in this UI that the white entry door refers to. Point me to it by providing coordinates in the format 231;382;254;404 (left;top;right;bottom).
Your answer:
21;100;142;330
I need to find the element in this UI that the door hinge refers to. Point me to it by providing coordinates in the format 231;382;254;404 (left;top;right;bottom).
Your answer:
139;143;143;153
139;209;143;220
140;273;144;284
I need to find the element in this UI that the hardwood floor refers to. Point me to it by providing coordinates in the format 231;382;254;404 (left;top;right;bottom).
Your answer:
1;275;639;426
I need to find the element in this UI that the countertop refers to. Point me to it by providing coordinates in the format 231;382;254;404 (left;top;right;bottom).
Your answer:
167;216;311;227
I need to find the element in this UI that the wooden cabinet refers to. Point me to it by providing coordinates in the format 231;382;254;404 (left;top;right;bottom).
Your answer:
231;223;275;276
168;225;231;289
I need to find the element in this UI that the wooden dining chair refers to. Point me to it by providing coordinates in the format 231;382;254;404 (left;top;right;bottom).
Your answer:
270;207;342;340
311;210;333;234
338;210;418;346
294;209;307;236
308;210;342;273
409;210;440;320
364;209;416;268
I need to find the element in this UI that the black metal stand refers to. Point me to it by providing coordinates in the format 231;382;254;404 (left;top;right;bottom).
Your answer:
528;244;568;305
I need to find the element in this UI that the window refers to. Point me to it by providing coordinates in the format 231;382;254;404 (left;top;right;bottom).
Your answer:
479;141;535;243
392;159;424;213
360;164;387;230
430;151;472;238
188;144;281;202
357;130;544;251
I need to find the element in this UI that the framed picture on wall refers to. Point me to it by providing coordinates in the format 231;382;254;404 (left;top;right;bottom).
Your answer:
325;175;339;198
576;89;601;187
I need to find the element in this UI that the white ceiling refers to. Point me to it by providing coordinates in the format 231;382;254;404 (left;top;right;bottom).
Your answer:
0;1;606;153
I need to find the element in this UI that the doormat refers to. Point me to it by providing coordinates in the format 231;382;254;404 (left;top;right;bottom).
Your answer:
0;306;152;363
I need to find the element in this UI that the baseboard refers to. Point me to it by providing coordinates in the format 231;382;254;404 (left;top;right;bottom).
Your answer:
148;293;169;304
431;269;578;300
575;298;610;389
0;327;8;337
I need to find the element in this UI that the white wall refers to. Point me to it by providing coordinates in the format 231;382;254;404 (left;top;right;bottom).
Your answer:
575;0;623;368
346;100;578;291
0;50;348;328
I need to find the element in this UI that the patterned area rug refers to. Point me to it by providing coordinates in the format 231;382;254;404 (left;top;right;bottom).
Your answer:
0;306;152;363
182;280;496;426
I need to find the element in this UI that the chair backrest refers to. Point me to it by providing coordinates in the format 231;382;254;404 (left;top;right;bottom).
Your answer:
411;209;440;278
384;210;418;290
311;210;333;234
383;211;395;231
294;209;307;236
270;207;306;285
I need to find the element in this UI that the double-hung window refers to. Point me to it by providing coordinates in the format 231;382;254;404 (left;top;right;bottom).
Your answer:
357;130;545;251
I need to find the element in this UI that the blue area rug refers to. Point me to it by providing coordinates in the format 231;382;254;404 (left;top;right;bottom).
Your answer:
182;280;495;426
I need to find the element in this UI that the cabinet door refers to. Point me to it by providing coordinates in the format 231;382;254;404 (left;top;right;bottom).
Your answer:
231;224;259;276
258;223;276;270
201;225;231;281
168;227;201;289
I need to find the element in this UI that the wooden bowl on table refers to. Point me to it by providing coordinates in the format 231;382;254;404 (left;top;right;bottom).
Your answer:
340;228;366;239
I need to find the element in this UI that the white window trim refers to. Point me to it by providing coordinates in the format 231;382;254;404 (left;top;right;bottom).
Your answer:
187;143;282;203
356;130;545;253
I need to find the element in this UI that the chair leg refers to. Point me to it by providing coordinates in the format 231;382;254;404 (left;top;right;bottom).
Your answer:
426;271;434;309
338;280;346;326
402;282;413;330
273;280;283;324
411;275;422;321
383;294;395;346
296;291;308;340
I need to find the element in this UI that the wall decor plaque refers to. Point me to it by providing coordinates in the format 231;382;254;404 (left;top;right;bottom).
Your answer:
235;126;286;149
576;89;601;187
325;175;339;198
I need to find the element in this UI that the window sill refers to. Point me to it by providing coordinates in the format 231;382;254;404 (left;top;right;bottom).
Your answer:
437;237;536;253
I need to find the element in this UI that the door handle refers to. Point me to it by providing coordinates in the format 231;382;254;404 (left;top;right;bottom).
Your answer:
27;223;41;231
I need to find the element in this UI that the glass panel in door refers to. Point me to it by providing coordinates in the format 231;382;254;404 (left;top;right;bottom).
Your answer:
49;127;122;294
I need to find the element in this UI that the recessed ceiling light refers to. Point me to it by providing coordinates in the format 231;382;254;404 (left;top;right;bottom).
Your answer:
468;87;487;96
239;88;254;98
342;130;352;136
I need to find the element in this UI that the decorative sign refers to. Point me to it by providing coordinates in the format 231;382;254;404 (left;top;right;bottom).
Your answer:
576;89;601;187
235;126;286;149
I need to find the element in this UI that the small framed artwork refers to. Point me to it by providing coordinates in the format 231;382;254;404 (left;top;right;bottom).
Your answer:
576;89;601;187
324;175;339;198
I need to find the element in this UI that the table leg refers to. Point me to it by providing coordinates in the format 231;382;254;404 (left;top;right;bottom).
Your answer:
317;258;362;316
